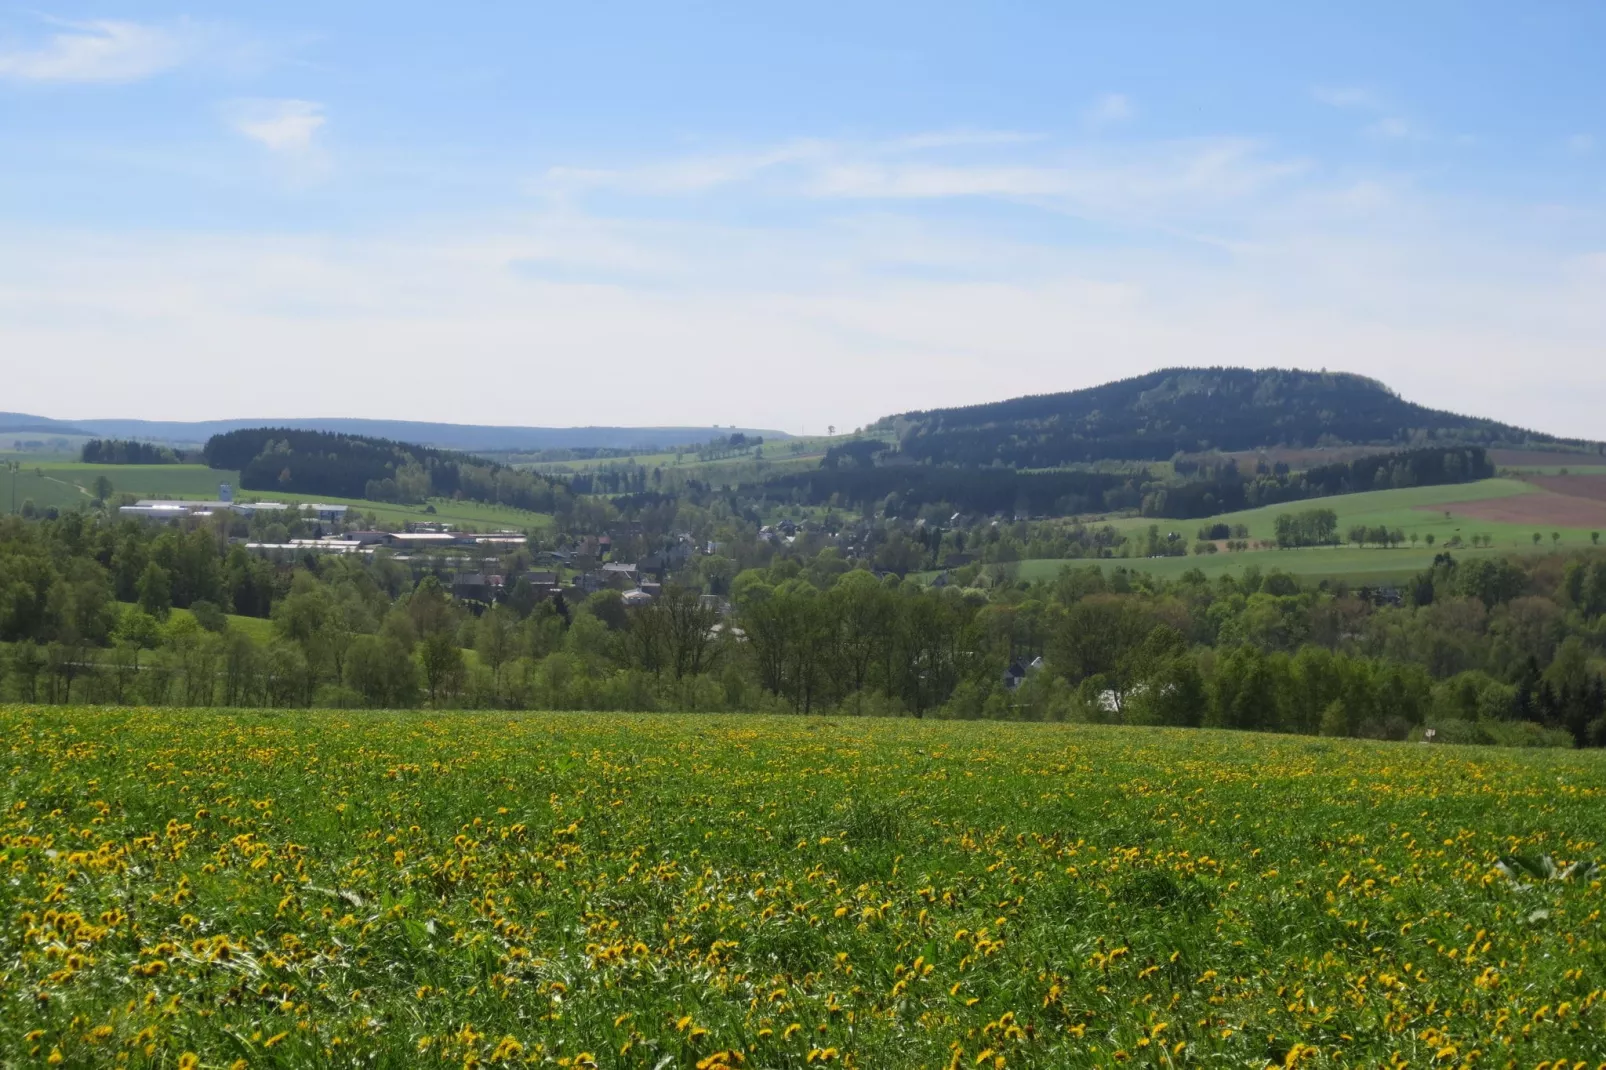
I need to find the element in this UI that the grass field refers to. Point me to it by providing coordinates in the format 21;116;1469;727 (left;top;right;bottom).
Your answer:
996;544;1515;586
1105;479;1573;544
261;489;552;531
0;463;551;530
3;706;1602;1066
0;463;242;514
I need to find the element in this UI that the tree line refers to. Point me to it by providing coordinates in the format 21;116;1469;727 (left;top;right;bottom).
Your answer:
80;439;188;464
5;509;1606;748
204;428;567;512
885;367;1571;467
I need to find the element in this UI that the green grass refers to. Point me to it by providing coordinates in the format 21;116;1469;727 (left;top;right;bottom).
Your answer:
262;489;551;531
1106;478;1548;541
3;706;1603;1065
995;544;1511;586
1108;478;1605;546
0;462;550;530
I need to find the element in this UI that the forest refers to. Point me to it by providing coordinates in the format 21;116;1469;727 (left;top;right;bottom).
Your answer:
79;439;188;464
204;427;566;511
887;367;1576;466
4;508;1605;749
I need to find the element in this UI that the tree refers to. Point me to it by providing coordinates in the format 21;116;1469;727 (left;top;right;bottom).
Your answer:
137;561;173;619
476;604;520;698
1551;532;1561;548
1593;531;1601;546
93;475;114;502
418;630;465;705
1533;532;1542;546
1425;533;1435;547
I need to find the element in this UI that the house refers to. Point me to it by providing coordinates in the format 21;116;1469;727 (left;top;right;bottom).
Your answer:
599;562;639;589
452;573;490;601
1001;656;1044;691
621;589;654;607
521;570;559;587
699;594;732;617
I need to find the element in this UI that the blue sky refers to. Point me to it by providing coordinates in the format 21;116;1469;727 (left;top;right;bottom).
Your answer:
2;2;1603;435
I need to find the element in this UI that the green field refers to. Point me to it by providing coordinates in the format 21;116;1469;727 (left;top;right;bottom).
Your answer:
0;463;241;513
0;463;550;530
999;543;1514;586
261;489;551;531
1106;479;1567;543
3;706;1602;1065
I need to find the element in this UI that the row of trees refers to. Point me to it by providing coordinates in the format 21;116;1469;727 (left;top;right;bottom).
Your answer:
204;428;566;512
6;505;1606;747
80;439;186;464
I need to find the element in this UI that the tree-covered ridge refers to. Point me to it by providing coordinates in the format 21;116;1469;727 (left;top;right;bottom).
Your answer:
80;439;186;464
755;445;1493;519
203;428;566;512
1142;446;1495;519
886;367;1579;466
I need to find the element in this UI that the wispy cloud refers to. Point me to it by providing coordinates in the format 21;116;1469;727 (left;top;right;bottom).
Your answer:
223;99;326;153
0;17;191;83
1084;92;1134;128
1568;133;1596;156
541;133;1308;245
1363;116;1420;141
1312;85;1382;110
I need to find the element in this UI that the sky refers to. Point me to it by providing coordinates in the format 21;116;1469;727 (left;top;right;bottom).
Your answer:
1;2;1603;437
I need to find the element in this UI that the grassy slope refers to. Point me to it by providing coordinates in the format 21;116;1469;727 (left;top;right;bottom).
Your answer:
1007;545;1512;586
1105;478;1551;542
4;707;1603;1065
0;462;551;530
975;479;1599;585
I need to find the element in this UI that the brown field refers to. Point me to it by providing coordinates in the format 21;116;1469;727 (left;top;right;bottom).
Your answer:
1421;485;1606;528
1527;473;1606;502
1489;448;1606;467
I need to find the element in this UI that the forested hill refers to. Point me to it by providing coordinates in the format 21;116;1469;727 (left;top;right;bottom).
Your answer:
884;368;1582;467
204;428;565;512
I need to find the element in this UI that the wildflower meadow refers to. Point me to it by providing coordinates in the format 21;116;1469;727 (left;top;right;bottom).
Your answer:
2;705;1603;1068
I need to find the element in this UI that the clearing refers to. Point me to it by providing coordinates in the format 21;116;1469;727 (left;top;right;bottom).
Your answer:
2;706;1603;1065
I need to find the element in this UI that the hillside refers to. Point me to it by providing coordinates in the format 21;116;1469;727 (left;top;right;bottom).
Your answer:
0;413;788;452
204;427;565;512
884;367;1588;467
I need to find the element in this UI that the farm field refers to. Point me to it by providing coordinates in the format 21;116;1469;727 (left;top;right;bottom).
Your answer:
0;463;242;513
0;463;551;530
999;544;1515;586
1107;478;1606;547
3;706;1603;1067
261;489;552;532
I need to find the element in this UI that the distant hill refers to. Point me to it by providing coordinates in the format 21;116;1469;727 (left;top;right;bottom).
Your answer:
881;368;1590;467
0;413;91;437
205;427;564;511
0;414;788;453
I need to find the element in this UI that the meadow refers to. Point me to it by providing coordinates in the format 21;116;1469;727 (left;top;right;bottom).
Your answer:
1106;480;1578;546
0;463;551;530
1002;545;1515;587
3;706;1602;1067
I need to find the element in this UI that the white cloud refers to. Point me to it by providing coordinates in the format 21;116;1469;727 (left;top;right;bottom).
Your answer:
223;99;326;153
0;18;189;83
1312;85;1382;110
2;122;1603;437
1084;92;1134;128
541;134;1308;241
1363;116;1419;141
